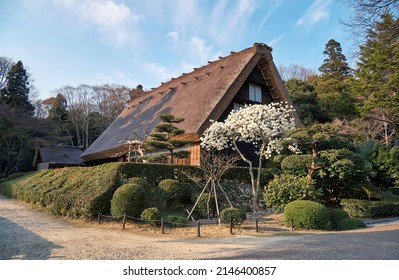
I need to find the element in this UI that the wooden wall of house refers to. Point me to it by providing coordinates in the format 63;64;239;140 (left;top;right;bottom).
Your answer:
190;142;201;166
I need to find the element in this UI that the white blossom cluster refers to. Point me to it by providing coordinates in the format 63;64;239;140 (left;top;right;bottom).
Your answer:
201;103;298;159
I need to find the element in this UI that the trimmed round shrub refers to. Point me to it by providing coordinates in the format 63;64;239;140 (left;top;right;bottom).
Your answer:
158;179;192;206
110;183;145;217
284;200;330;230
220;207;246;224
264;174;323;212
337;218;366;230
329;208;350;228
140;207;161;222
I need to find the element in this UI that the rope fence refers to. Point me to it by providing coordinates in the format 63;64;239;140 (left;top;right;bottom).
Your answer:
97;213;293;237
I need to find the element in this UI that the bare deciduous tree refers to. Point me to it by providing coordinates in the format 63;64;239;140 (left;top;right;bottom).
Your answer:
278;64;316;82
342;0;398;34
184;149;239;221
0;56;13;91
92;84;131;126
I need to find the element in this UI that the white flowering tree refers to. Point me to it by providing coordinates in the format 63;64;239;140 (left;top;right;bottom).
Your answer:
201;103;298;209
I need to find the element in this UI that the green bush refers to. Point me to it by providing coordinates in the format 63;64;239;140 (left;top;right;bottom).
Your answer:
110;183;146;217
165;215;188;227
341;199;399;218
141;207;161;223
329;208;350;228
336;218;366;230
284;200;330;230
280;155;313;176
220;207;246;224
158;179;192;206
192;192;218;219
263;174;323;212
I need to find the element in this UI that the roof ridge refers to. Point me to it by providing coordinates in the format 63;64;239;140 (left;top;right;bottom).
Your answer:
145;42;271;93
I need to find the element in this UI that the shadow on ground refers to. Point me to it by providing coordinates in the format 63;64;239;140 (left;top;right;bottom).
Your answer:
0;217;62;260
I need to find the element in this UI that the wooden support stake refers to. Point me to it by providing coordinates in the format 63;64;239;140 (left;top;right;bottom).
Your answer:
122;213;127;230
256;219;259;232
161;218;165;234
291;218;294;231
197;221;201;238
97;213;101;224
230;218;234;235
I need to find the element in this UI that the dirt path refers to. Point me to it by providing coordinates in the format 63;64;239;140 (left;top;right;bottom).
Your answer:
1;195;399;260
0;195;269;260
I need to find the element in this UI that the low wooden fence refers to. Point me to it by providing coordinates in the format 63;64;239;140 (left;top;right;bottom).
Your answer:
97;213;293;238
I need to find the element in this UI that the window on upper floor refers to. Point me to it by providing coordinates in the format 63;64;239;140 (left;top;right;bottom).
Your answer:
249;83;262;103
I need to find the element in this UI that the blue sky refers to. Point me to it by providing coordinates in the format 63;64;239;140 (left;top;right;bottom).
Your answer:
0;0;352;99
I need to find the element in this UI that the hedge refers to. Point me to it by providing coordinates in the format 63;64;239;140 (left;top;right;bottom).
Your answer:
0;162;269;219
340;199;399;218
0;163;123;218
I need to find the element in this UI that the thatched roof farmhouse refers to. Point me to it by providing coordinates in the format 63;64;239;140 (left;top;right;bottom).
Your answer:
81;43;302;165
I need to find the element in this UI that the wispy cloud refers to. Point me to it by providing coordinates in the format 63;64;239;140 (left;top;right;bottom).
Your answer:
166;31;179;41
213;0;257;44
257;0;284;30
268;32;287;47
296;0;333;26
53;0;144;46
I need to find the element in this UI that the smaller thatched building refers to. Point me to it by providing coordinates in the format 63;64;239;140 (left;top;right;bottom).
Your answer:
33;144;84;170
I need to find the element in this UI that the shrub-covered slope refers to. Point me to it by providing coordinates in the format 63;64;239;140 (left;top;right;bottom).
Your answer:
0;163;124;218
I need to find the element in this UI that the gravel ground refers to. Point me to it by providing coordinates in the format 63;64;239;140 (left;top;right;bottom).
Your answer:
1;194;399;260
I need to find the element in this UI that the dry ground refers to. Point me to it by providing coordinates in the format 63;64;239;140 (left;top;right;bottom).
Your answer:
1;195;398;260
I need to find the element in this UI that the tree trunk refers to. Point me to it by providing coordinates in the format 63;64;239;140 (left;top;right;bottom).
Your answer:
307;140;320;179
233;141;259;210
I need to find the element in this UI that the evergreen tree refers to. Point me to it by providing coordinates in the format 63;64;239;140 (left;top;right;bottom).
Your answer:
316;39;357;120
0;61;34;114
354;13;399;145
285;78;331;125
145;113;191;163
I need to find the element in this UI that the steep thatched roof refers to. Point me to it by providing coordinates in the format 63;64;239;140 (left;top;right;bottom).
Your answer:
81;43;301;162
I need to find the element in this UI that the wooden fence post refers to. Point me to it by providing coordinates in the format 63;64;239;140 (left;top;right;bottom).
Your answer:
255;219;259;232
122;213;127;230
161;218;165;234
291;218;294;231
98;213;101;224
230;218;234;235
197;221;201;238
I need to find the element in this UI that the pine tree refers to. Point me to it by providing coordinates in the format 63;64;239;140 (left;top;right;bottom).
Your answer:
354;13;399;145
316;39;357;120
145;113;191;163
0;61;34;114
